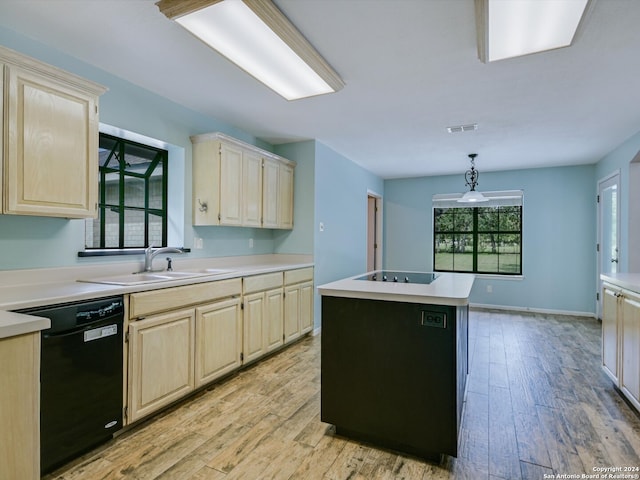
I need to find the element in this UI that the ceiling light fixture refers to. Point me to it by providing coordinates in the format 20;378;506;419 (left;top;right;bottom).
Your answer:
458;153;489;203
475;0;592;63
156;0;344;100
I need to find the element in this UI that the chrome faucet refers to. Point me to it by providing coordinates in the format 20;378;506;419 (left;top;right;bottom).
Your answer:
142;245;183;272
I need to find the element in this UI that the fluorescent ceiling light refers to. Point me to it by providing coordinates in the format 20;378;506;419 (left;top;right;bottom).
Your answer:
475;0;591;62
156;0;344;100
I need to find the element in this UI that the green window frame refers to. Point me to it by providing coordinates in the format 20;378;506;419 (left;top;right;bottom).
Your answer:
433;204;522;275
85;133;168;250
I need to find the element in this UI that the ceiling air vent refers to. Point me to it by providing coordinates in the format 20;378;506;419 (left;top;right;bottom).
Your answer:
446;123;478;134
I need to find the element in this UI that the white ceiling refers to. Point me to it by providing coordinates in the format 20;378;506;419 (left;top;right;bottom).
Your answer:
1;0;639;179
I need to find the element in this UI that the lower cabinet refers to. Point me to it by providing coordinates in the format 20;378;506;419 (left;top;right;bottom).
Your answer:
127;308;195;423
126;268;313;424
622;293;640;406
243;272;284;363
0;332;40;480
602;285;620;383
265;288;285;352
602;282;640;410
195;297;242;387
284;267;314;344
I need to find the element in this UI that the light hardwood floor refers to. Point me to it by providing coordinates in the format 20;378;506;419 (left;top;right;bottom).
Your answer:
46;309;640;479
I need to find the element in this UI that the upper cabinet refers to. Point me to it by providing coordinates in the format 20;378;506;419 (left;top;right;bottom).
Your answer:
191;132;295;229
0;45;107;218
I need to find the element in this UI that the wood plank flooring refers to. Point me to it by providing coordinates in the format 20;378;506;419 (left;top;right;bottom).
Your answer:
45;309;640;479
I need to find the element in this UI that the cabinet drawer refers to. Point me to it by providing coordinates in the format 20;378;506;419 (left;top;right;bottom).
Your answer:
129;278;242;318
284;267;314;285
243;272;283;294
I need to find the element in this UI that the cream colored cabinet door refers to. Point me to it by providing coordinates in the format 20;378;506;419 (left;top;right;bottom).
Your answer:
265;287;284;352
243;291;266;364
242;150;262;227
4;64;99;218
0;332;40;480
195;297;242;387
128;308;195;423
219;142;243;225
278;163;294;229
300;281;314;334
621;291;640;408
284;284;301;344
262;157;279;228
0;63;4;214
191;139;221;226
602;285;619;383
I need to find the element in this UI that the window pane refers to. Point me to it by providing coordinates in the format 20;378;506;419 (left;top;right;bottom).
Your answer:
149;212;163;247
434;208;453;232
434;233;454;270
104;173;120;206
124;209;145;248
499;206;521;231
123;176;145;208
498;234;521;273
477;207;499;231
99;136;118;168
453;210;473;232
453;234;473;271
124;143;157;175
104;208;120;248
149;174;164;210
88;133;168;250
432;202;522;275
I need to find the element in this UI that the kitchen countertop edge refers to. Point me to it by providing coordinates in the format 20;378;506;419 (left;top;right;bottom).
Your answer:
317;272;475;306
0;255;314;311
601;273;640;295
0;311;50;339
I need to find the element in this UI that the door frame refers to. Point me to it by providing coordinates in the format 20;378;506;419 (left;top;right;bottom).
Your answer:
597;170;621;319
367;190;383;272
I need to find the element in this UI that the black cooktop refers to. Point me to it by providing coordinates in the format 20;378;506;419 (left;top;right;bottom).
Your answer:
355;271;439;284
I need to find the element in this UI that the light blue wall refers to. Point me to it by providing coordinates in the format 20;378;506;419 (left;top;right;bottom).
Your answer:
273;141;315;255
384;164;597;314
595;130;640;273
314;142;384;326
0;26;313;270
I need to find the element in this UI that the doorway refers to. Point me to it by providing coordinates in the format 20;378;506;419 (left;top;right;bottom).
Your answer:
367;192;382;272
597;171;620;319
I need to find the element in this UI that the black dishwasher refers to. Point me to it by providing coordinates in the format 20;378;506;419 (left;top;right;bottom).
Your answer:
18;296;124;474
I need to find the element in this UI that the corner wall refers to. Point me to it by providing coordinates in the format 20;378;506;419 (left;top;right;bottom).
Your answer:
313;142;384;327
596;130;640;273
384;164;597;315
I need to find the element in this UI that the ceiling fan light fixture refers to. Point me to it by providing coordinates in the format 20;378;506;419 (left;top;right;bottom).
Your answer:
475;0;592;63
156;0;344;100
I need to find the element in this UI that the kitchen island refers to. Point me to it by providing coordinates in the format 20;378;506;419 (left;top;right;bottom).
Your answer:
318;271;474;460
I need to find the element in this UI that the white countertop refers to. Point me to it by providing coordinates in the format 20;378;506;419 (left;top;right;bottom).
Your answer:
601;273;640;295
0;311;50;339
0;254;312;339
318;271;475;306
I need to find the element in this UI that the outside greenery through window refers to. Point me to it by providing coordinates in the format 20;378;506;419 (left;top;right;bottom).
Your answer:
434;205;522;275
85;133;168;249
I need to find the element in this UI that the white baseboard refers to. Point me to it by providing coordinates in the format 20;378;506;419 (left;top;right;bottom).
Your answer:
470;303;596;319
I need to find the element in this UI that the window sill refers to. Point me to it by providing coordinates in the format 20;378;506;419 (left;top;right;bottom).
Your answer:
78;248;190;258
473;273;524;281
